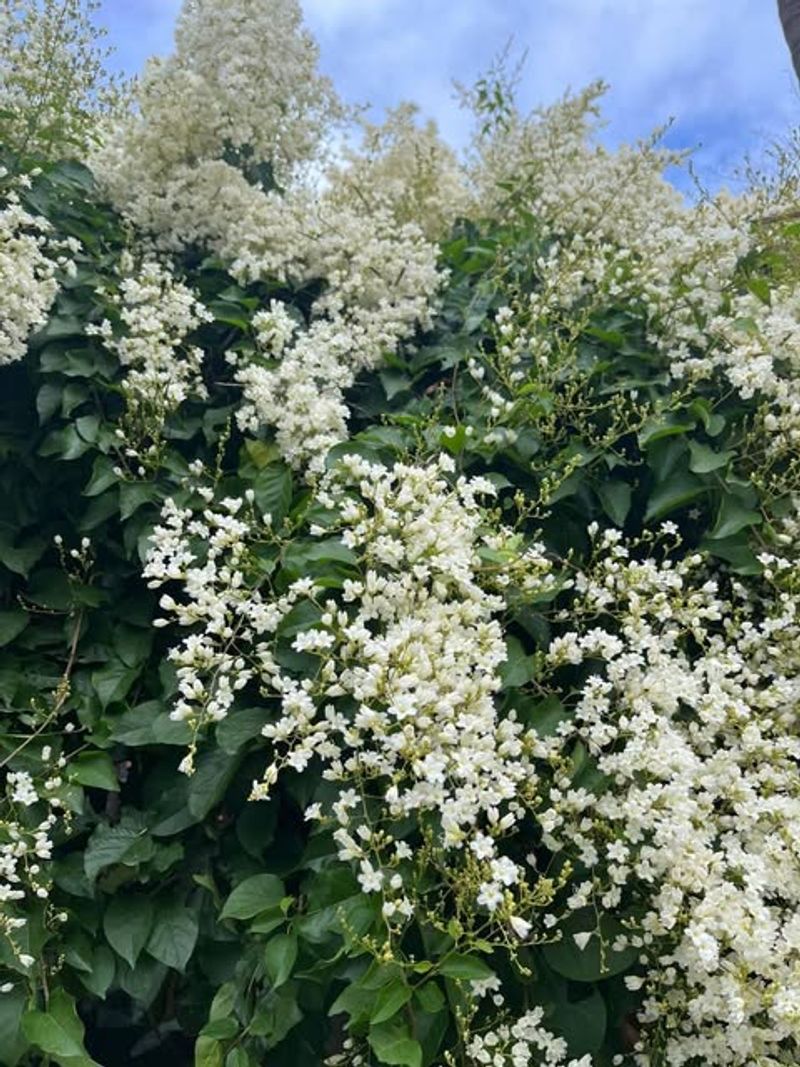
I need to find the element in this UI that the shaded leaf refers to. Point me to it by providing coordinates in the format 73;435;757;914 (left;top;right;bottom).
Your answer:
104;895;155;968
0;609;28;648
147;900;199;971
22;989;100;1067
543;909;637;982
368;1019;422;1067
264;932;297;989
596;481;632;526
84;814;153;882
644;472;704;522
439;955;494;981
221;874;285;921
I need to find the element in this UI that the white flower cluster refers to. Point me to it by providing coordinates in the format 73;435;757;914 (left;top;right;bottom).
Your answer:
0;181;73;366
471;83;755;362
232;202;441;472
144;455;557;928
92;0;339;215
1;757;68;973
145;456;800;1062
672;284;800;456
538;529;800;1064
87;256;212;467
328;102;473;241
0;0;130;159
143;485;322;773
465;1005;592;1067
91;0;443;474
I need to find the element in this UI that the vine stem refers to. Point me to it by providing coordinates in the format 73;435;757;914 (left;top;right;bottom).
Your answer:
0;609;83;770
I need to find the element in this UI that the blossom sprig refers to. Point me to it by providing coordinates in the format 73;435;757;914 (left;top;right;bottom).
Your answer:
0;177;78;366
87;255;213;472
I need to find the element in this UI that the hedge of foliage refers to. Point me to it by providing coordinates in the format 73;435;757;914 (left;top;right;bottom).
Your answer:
2;3;800;1067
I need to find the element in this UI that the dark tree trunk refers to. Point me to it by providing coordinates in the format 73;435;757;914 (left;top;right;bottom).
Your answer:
779;0;800;80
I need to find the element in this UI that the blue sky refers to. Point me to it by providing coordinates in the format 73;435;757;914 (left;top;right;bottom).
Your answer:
96;0;799;191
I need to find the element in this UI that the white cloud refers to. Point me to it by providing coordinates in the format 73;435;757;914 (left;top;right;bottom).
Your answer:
300;0;799;186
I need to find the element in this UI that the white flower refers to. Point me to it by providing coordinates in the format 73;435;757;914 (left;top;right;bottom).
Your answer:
509;916;532;940
357;860;384;894
477;882;504;913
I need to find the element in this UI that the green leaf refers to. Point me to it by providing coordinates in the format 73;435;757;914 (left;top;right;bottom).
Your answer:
120;481;160;521
379;368;411;400
707;495;762;540
91;658;138;709
596;481;632;527
201;1019;238;1040
439;424;467;454
370;979;413;1025
61;910;95;959
33;316;85;345
27;568;73;610
248;985;302;1048
0;988;27;1067
147;900;199;971
75;414;100;444
253;464;293;525
112;624;153;668
216;706;268;754
103;895;154;968
439;954;494;981
225;1051;251;1067
84;814;153;882
21;989;100;1067
514;694;570;736
687;440;735;474
195;1036;224;1067
187;748;239;819
368;1019;423;1067
209;983;237;1021
0;536;47;578
110;702;190;748
117;955;167;1007
221;874;285;921
413;982;445;1015
78;946;115;999
499;636;534;688
550;987;607;1057
542;909;637;982
0;609;28;648
39;424;91;461
109;701;160;746
36;383;62;424
277;599;323;640
84;455;118;497
689;399;726;437
637;413;695;448
264;932;297;989
643;471;704;523
248;909;284;936
281;538;357;577
244;439;281;469
702;533;763;576
70;751;119;792
746;276;771;305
